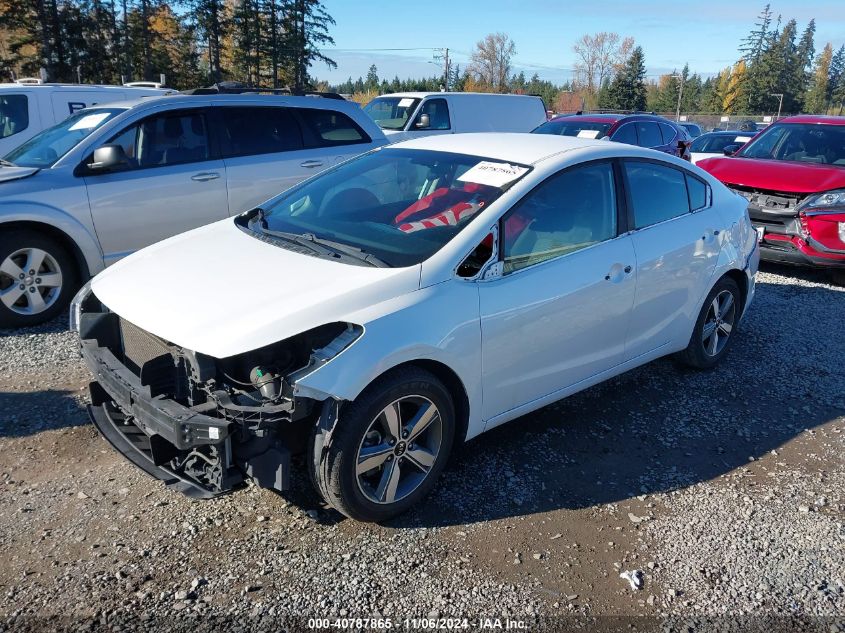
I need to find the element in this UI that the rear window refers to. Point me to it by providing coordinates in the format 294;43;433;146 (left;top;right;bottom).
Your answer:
625;161;691;228
659;122;677;145
691;134;751;154
298;108;370;148
0;94;28;139
220;106;303;157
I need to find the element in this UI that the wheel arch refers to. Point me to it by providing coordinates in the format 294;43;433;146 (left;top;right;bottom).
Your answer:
720;267;748;315
0;219;97;283
345;359;471;446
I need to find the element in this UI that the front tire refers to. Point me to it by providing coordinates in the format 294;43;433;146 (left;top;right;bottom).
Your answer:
313;367;455;522
0;230;79;328
678;276;741;369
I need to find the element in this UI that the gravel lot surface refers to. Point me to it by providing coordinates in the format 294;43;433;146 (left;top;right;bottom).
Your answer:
0;265;843;631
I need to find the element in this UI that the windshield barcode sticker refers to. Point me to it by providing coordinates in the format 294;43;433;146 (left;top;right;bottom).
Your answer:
458;161;529;188
576;130;601;139
398;98;415;108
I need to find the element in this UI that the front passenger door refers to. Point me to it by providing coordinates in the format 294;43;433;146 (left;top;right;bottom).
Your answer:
479;161;636;422
84;108;229;264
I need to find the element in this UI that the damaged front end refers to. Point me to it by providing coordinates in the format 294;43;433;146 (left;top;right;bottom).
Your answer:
730;186;845;268
72;285;359;498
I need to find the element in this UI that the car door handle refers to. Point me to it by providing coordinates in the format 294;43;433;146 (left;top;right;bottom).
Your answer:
191;172;220;182
604;263;632;282
300;160;324;168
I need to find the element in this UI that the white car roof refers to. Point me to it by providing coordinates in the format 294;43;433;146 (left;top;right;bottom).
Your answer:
388;132;605;165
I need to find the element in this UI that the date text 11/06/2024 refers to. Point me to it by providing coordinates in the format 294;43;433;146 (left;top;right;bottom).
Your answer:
306;618;528;630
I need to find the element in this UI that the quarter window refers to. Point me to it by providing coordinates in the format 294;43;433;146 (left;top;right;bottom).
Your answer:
107;111;210;168
502;162;618;274
298;108;370;147
0;94;28;139
659;122;677;145
220;107;303;157
636;121;662;148
625;161;691;228
415;98;451;130
686;174;708;210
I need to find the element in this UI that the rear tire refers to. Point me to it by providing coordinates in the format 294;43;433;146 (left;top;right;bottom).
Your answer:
311;367;455;522
0;230;79;328
678;277;741;370
829;270;845;287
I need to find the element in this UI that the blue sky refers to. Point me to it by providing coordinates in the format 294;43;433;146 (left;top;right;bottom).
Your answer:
314;0;845;85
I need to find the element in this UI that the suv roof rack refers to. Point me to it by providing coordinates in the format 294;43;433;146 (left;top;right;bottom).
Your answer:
182;81;345;100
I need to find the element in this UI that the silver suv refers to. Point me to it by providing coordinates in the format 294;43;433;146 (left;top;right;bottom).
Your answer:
0;94;387;327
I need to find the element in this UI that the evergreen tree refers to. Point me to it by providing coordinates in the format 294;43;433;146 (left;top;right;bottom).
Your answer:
283;0;335;92
603;45;646;110
804;42;831;113
828;45;845;111
365;63;378;92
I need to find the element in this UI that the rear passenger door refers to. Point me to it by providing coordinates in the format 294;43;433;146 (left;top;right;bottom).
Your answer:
622;160;721;360
217;105;375;214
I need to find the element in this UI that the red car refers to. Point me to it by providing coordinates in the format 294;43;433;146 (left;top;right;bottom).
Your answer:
698;115;845;283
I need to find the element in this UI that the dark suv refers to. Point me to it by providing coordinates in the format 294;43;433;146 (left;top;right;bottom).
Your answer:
533;113;691;160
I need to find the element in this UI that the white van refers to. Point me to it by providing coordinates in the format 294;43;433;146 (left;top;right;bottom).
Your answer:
0;83;174;156
363;92;547;142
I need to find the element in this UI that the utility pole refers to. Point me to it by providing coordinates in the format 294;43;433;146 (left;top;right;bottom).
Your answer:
671;72;684;121
770;93;784;120
434;48;450;91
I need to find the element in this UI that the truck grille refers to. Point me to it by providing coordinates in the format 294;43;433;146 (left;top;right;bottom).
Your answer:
119;317;172;374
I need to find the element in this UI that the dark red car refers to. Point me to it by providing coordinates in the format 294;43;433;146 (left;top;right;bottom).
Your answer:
533;113;692;160
698;115;845;283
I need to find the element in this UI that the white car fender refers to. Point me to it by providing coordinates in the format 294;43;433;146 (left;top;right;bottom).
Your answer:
292;279;486;440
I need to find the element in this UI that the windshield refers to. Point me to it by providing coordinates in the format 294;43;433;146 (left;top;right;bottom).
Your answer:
4;107;125;167
736;123;845;166
691;133;753;154
363;97;421;130
532;119;612;139
252;148;531;267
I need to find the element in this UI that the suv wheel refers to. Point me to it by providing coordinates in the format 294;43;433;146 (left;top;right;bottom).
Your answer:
312;367;455;522
678;276;741;369
0;230;79;328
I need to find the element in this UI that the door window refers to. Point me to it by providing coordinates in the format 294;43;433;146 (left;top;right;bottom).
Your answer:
636;121;662;148
0;94;28;139
502;161;618;273
107;111;210;168
414;98;451;130
220;106;303;157
625;161;691;228
612;123;637;144
298;108;370;147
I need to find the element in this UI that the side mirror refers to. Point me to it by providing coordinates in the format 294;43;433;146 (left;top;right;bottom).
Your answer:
415;113;431;129
722;143;741;156
89;144;129;171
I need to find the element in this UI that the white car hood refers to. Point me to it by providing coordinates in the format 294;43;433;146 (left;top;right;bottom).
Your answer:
91;219;421;358
0;166;39;183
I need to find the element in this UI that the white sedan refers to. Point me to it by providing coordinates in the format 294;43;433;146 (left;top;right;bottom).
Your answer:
73;133;759;522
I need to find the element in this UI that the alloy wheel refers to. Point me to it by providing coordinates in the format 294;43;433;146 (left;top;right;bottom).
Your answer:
355;395;443;505
0;247;63;316
701;289;736;356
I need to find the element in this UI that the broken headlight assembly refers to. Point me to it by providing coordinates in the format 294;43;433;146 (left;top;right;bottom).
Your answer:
798;189;845;251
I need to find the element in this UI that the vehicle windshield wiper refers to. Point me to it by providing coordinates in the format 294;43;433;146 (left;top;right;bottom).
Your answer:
297;233;390;268
0;158;16;167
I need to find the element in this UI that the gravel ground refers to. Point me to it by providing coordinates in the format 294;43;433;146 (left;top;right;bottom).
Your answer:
0;265;843;632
